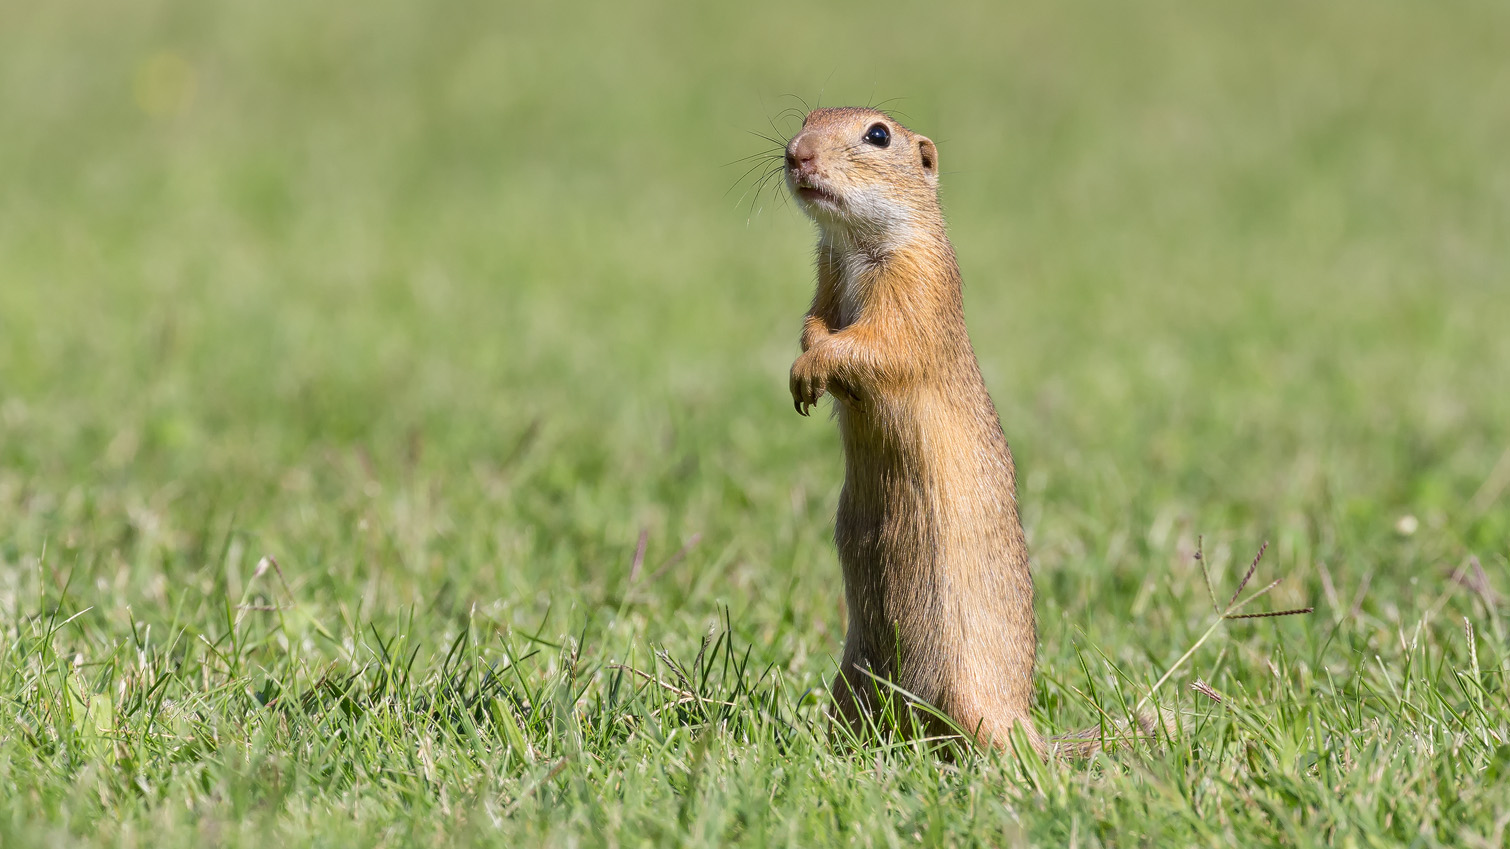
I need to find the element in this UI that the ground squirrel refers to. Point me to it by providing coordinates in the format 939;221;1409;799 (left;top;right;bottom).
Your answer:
783;107;1044;756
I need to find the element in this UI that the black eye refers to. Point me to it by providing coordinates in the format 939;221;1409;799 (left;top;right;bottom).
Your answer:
863;123;890;147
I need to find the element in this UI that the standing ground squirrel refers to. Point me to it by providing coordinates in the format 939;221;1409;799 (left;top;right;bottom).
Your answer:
783;107;1044;756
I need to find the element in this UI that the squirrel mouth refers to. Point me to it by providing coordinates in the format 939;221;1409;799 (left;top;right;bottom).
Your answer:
793;181;841;208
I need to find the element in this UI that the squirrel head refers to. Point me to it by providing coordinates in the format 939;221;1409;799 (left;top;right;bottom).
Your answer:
785;108;942;244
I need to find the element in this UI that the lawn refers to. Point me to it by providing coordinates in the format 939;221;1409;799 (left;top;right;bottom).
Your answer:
2;0;1508;846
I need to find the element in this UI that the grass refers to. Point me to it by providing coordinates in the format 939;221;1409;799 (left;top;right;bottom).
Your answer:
2;0;1508;845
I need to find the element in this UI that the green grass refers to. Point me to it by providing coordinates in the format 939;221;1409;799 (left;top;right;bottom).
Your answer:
3;0;1509;845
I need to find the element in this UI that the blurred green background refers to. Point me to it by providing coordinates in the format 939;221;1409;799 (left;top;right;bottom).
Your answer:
1;0;1507;845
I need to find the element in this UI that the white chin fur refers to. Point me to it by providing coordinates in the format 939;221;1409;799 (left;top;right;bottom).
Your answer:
805;185;914;243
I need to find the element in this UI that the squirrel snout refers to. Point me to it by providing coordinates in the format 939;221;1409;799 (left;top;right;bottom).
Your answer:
785;134;819;179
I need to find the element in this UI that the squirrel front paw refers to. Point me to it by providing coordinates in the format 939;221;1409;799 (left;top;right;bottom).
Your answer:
789;351;828;416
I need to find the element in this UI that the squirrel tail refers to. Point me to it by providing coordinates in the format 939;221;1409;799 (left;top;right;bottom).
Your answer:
1048;712;1165;759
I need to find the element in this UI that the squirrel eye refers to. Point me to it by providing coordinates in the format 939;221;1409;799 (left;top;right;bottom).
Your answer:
863;123;891;148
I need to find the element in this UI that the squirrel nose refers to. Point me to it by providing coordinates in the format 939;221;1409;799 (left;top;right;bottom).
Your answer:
786;134;818;174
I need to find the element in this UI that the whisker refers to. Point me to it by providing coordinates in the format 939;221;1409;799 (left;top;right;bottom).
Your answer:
738;164;785;215
751;164;784;200
746;165;787;217
748;130;788;150
723;149;782;168
766;113;796;147
774;106;806;130
733;160;781;202
780;93;813;115
725;157;782;199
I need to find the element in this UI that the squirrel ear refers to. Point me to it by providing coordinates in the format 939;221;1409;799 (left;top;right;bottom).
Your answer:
917;137;939;176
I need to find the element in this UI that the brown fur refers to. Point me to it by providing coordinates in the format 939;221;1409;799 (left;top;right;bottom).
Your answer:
783;108;1042;755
